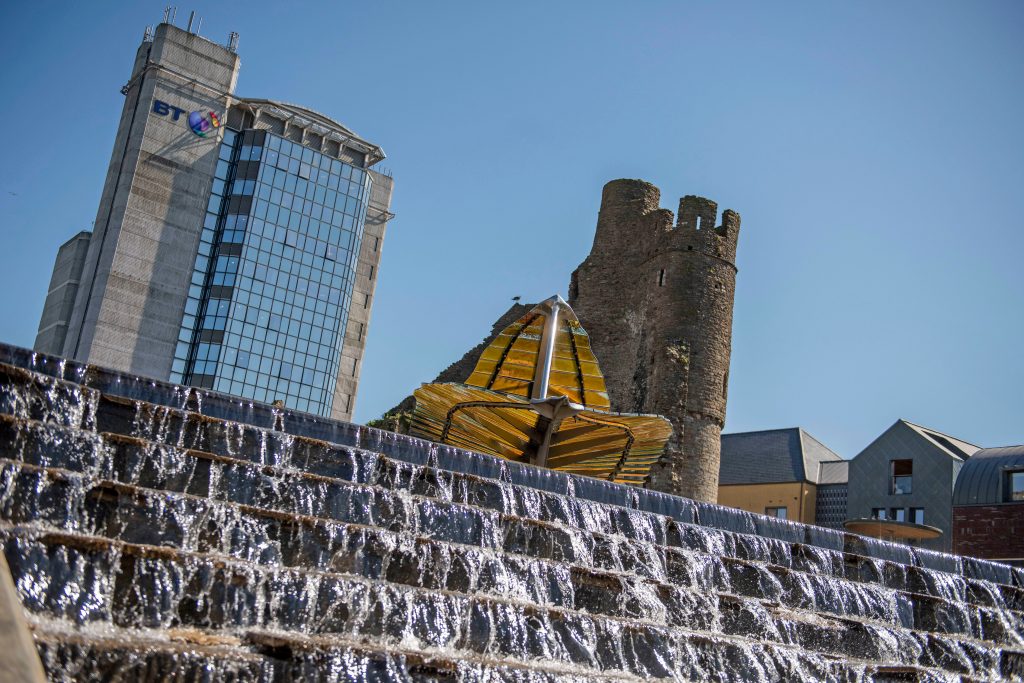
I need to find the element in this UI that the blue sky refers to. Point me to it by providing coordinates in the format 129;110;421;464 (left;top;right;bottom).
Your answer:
0;2;1021;458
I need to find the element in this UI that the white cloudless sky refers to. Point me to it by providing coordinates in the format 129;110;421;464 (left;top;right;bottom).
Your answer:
0;1;1021;457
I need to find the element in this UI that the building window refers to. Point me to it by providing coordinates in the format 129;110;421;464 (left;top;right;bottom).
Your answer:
871;508;887;520
891;459;913;495
1007;471;1024;502
889;508;906;523
658;269;666;287
765;506;787;519
910;507;925;524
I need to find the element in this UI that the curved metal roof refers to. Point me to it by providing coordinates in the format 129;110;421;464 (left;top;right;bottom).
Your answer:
953;445;1024;506
232;97;386;164
237;98;358;137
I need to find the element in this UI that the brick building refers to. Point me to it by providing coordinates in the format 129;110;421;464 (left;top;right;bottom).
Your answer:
952;445;1024;565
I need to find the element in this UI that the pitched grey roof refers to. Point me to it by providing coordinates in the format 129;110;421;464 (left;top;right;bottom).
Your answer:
902;420;980;462
816;460;849;485
719;428;844;486
953;445;1024;506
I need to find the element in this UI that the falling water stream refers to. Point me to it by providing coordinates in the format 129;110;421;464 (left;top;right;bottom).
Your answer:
0;343;1022;681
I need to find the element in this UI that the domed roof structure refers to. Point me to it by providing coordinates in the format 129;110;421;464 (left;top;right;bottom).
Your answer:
953;445;1024;505
412;296;672;485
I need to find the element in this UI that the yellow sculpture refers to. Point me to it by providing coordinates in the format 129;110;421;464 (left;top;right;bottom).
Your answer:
411;296;672;485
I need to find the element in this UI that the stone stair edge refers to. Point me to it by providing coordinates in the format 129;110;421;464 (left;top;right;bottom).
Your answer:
3;411;1022;605
30;620;644;682
31;620;1005;683
1;343;1019;587
5;434;1023;618
3;464;1022;648
11;526;1011;681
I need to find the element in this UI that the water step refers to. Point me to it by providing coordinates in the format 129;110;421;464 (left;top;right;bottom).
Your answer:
2;346;1023;681
2;413;1023;641
3;479;1021;681
5;357;1021;589
32;623;642;683
18;529;1000;682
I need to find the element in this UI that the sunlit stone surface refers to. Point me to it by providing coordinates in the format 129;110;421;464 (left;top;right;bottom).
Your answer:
0;342;1021;681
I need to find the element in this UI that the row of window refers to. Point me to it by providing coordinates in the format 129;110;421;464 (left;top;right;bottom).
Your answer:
172;126;370;418
871;507;926;525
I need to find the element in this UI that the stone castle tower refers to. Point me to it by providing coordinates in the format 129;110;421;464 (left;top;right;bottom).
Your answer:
569;179;741;503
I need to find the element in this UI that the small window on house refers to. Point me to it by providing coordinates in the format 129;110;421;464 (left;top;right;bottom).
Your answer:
765;506;787;519
871;508;887;520
658;269;665;287
1008;471;1024;502
891;459;913;495
889;508;906;523
695;216;702;230
910;508;925;524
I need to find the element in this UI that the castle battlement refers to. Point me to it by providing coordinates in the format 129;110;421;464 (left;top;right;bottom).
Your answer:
592;180;740;267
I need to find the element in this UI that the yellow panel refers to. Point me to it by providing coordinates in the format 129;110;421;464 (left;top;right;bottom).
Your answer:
417;298;669;484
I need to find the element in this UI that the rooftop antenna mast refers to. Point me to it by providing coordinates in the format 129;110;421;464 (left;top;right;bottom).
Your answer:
228;31;239;52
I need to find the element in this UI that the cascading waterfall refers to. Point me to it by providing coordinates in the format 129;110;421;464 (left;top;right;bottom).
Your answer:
0;343;1022;682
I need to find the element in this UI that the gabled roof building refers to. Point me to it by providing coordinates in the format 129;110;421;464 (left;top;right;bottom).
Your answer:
718;427;844;525
847;420;979;553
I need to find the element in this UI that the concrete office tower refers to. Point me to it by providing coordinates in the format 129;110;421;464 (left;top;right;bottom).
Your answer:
569;180;740;502
35;20;393;421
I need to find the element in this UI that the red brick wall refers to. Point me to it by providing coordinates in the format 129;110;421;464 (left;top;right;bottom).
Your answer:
953;504;1024;562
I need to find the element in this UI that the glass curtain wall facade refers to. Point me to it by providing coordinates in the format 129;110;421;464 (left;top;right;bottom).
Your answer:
170;128;371;415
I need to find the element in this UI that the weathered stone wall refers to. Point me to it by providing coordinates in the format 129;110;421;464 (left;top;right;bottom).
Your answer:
569;179;740;503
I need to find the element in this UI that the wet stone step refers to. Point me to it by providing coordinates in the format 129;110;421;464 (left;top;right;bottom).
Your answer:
20;543;968;683
0;461;692;625
6;528;1020;678
3;351;1024;680
34;629;640;683
89;396;685;549
10;462;1013;666
716;596;1017;680
3;451;1023;648
3;364;1022;590
0;363;99;432
0;532;765;679
5;413;1022;623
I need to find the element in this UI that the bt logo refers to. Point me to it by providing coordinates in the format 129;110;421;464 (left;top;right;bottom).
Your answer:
151;99;222;138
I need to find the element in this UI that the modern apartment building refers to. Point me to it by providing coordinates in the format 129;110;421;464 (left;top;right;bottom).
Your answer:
34;18;393;421
847;420;979;553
